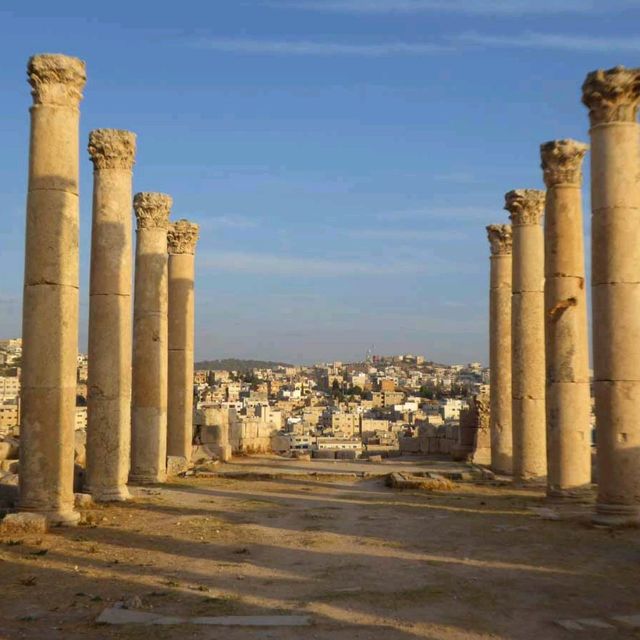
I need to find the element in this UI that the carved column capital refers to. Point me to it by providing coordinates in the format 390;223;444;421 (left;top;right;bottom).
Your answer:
504;189;545;226
540;139;589;188
486;224;512;256
133;193;172;231
27;54;86;108
167;219;200;255
582;65;640;126
88;129;137;171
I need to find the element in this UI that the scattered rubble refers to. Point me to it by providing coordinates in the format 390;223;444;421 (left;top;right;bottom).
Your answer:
1;513;47;535
386;472;454;491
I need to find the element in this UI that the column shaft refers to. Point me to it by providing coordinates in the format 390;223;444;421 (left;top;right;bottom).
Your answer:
19;54;86;525
487;225;513;474
86;130;136;501
167;220;199;462
130;193;172;484
506;189;547;482
583;66;640;525
541;140;591;497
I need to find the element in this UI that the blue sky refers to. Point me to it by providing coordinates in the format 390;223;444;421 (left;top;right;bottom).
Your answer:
0;0;637;365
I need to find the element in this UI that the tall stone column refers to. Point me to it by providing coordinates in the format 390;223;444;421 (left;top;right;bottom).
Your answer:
86;129;137;501
19;54;86;525
167;220;200;464
486;224;513;475
541;139;591;498
583;66;640;525
505;189;547;482
130;193;172;484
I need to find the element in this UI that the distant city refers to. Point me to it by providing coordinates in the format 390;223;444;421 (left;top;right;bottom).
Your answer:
1;337;491;458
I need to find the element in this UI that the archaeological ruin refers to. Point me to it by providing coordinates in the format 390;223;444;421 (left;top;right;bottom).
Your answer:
4;51;640;547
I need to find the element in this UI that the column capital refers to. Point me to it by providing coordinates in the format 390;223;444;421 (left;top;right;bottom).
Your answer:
133;193;172;231
582;66;640;126
540;139;589;188
486;224;512;256
88;129;137;171
504;189;545;226
167;219;200;255
27;54;86;108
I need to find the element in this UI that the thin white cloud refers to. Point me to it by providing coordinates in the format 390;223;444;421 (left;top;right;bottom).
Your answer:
457;31;640;53
191;37;450;56
199;250;474;276
204;215;258;229
267;0;630;15
433;171;480;185
343;228;467;242
376;206;494;222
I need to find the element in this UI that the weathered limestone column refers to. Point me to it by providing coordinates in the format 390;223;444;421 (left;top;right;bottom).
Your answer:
505;189;547;482
541;140;591;498
583;66;640;525
167;220;200;464
130;193;172;484
486;224;513;475
19;54;86;525
85;130;137;501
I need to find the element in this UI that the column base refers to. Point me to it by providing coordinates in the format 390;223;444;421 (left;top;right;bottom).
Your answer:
546;485;594;502
593;503;640;527
128;473;166;486
513;476;546;488
18;506;80;527
86;485;131;503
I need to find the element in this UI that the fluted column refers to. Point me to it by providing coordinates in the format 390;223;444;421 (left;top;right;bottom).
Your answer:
541;140;591;498
486;224;513;475
583;66;640;525
19;54;86;525
86;130;137;501
130;193;172;484
167;220;200;463
506;189;547;482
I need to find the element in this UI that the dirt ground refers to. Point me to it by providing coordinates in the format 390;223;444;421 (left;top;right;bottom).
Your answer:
1;460;639;640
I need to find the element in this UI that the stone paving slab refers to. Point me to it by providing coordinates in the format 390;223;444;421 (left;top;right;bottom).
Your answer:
96;608;311;627
555;614;639;631
611;614;640;629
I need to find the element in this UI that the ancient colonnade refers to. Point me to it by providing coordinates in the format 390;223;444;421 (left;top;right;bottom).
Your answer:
486;64;640;524
18;54;200;524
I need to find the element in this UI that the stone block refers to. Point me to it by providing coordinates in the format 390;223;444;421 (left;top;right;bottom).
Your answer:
1;512;48;535
386;472;454;491
312;450;336;460
0;441;17;461
398;437;420;453
1;460;19;474
166;455;189;476
74;493;94;509
367;454;382;463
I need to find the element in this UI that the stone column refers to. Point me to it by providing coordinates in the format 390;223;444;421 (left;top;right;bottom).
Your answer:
19;54;86;525
130;193;172;484
541;139;592;498
505;189;547;482
583;66;640;525
167;220;200;464
486;224;513;475
85;129;137;501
